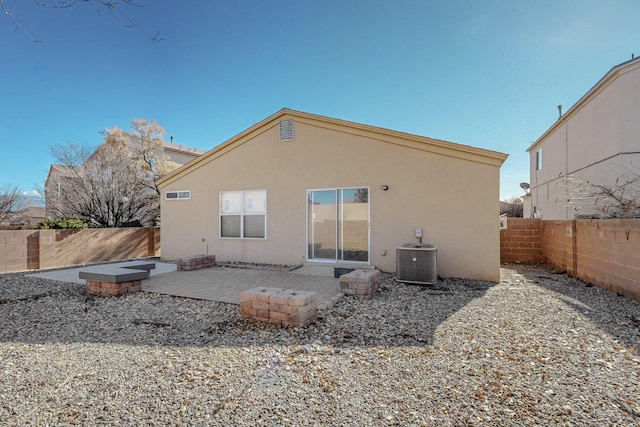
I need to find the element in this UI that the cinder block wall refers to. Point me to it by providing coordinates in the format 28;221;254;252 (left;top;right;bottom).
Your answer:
0;231;39;273
501;218;640;302
0;228;160;273
574;219;640;301
499;218;543;263
50;229;151;267
540;220;576;274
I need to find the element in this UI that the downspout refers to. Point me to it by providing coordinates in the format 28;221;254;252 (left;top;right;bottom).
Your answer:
565;121;569;219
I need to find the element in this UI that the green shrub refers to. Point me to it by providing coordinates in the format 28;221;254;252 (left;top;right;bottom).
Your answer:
35;218;89;229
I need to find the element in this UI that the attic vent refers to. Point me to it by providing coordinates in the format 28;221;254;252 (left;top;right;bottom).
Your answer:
279;119;294;141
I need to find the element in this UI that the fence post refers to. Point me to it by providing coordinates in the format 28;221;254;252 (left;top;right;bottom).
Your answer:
570;219;577;276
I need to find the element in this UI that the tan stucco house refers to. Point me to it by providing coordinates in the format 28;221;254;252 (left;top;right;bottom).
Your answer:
526;56;640;219
158;109;508;281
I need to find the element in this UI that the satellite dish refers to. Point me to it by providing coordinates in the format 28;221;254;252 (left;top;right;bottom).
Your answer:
520;182;530;190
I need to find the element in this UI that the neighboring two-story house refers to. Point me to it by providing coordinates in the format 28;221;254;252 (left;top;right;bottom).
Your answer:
45;133;204;223
525;56;640;219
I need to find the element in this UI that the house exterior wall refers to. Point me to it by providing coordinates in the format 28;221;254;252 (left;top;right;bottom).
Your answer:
44;165;73;219
159;112;506;282
164;146;204;165
528;58;640;220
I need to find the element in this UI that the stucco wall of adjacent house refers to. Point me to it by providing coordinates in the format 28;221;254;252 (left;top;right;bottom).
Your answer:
164;148;202;166
160;113;505;282
528;58;640;220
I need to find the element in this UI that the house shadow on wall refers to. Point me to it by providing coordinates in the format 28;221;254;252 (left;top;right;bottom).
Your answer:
0;273;495;349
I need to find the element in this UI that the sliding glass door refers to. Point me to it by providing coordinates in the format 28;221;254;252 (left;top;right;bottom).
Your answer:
308;188;369;263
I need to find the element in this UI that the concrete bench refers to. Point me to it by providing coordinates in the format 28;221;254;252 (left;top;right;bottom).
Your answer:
116;260;157;271
79;261;156;297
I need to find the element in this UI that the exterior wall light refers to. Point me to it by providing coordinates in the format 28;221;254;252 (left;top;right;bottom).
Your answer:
381;185;389;191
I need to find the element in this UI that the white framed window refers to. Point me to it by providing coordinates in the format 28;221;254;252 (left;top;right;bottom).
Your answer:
220;189;266;239
536;149;542;171
166;190;191;200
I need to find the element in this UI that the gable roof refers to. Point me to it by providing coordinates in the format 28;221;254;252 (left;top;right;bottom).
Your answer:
44;163;77;188
527;56;640;152
158;108;508;187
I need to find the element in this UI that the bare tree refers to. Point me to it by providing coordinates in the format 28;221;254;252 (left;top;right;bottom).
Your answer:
49;139;158;227
48;119;181;227
352;188;369;203
563;169;640;219
0;184;26;223
2;0;160;43
500;197;523;218
103;118;179;195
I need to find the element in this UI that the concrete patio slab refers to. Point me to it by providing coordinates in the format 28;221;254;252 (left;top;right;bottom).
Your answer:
142;266;342;308
29;261;343;309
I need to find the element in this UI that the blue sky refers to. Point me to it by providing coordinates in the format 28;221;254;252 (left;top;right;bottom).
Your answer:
2;0;639;200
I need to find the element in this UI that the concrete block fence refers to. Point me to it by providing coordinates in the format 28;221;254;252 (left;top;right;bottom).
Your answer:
0;228;160;273
500;218;543;263
502;218;640;302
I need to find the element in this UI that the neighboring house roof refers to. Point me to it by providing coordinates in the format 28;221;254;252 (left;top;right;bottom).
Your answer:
44;134;204;188
89;132;205;163
0;204;45;226
118;132;206;156
163;139;207;156
158;108;508;187
20;206;46;224
527;56;640;152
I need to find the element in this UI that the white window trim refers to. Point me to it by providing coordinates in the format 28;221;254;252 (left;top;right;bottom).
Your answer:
165;190;191;200
305;186;370;264
219;189;267;240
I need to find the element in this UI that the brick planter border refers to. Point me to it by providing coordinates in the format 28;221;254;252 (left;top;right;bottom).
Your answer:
240;287;317;328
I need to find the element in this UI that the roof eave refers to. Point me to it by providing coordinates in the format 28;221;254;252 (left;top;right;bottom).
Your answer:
527;56;640;153
158;108;509;187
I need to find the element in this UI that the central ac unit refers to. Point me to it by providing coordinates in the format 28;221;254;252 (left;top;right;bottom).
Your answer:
396;244;437;284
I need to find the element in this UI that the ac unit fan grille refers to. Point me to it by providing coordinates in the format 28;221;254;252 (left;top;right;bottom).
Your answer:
396;246;437;284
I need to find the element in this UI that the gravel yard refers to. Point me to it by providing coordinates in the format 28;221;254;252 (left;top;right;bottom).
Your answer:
1;265;639;426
